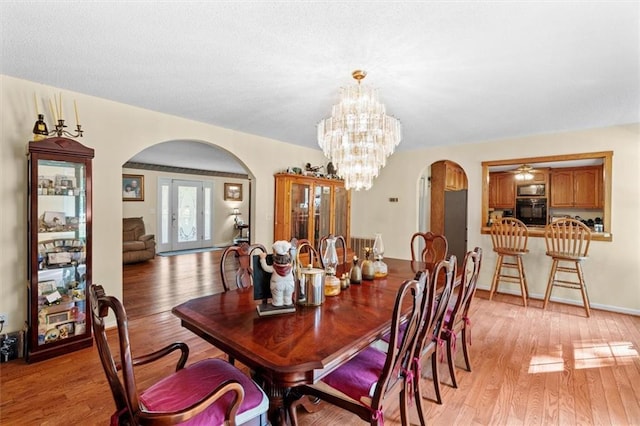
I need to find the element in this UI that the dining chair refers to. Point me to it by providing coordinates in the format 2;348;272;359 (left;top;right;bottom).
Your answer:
439;247;483;389
220;242;267;292
296;239;323;269
543;218;592;317
90;284;269;426
410;232;448;264
287;278;424;426
489;218;530;307
318;234;348;266
413;255;456;416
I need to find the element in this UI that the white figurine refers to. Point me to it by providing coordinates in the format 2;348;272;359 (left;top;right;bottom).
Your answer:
260;240;295;306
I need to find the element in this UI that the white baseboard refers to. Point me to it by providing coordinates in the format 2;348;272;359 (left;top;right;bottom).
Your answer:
477;285;640;316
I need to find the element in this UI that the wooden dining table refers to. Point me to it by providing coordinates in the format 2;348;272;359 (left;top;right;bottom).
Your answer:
172;257;429;425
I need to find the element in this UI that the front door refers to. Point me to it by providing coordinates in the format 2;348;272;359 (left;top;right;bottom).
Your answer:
157;178;213;252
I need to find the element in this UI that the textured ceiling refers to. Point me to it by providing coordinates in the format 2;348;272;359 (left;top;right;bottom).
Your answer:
2;1;638;172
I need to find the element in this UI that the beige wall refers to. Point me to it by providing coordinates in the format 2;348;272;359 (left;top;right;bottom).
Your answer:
351;124;640;314
2;74;639;334
0;75;326;332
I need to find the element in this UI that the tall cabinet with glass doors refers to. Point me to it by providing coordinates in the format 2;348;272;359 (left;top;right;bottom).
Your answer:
26;137;94;363
273;173;350;252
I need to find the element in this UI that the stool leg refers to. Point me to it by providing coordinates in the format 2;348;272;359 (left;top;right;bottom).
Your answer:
521;257;529;300
490;254;503;300
543;258;558;310
575;261;591;317
516;256;527;307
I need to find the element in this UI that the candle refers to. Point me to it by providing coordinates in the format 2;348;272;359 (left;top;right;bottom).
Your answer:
34;93;39;115
49;99;57;122
59;93;63;120
74;100;79;125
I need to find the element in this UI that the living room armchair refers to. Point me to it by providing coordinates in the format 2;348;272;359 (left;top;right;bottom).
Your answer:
123;217;156;264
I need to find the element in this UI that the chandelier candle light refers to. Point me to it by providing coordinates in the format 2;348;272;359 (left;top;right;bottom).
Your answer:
317;70;402;191
32;93;84;140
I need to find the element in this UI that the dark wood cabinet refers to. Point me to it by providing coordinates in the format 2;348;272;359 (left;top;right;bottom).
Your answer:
27;137;94;363
550;166;602;208
273;173;350;250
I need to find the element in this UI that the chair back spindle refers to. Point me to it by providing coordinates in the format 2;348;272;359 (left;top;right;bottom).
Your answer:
544;219;591;258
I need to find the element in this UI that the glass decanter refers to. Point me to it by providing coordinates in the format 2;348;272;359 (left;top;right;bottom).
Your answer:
372;233;388;278
323;236;340;296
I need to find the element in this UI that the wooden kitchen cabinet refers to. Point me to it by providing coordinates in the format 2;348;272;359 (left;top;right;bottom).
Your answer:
432;160;468;191
273;173;350;250
488;172;515;209
550;166;603;208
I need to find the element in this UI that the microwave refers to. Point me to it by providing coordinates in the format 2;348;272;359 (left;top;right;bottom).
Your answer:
517;183;545;196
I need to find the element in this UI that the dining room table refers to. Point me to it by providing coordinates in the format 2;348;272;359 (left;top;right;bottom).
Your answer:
172;257;434;425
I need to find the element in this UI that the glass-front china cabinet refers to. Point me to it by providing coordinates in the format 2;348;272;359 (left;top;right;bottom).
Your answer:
273;173;350;250
26;137;94;363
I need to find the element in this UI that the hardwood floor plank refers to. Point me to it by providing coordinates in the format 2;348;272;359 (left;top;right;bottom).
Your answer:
1;253;639;426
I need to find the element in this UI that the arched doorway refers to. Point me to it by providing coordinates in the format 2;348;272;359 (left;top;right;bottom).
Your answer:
428;160;468;265
122;140;253;252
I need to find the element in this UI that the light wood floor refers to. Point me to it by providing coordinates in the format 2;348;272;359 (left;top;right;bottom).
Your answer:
2;250;639;425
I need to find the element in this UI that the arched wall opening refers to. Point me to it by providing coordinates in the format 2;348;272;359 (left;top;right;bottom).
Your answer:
121;139;255;254
422;159;469;266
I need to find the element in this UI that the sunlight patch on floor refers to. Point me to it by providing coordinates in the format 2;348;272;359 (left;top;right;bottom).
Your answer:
574;341;638;369
529;344;564;373
529;341;639;373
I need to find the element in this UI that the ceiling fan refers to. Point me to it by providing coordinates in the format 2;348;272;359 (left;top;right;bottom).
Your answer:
512;164;535;181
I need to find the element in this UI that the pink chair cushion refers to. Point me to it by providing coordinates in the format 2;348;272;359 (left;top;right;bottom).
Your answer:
381;321;407;344
139;358;264;425
322;346;386;403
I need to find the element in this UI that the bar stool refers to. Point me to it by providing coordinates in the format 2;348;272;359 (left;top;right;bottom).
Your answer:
543;218;592;317
489;218;530;307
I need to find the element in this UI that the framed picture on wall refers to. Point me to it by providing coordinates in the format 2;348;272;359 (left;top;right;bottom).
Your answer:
122;174;144;201
224;183;243;201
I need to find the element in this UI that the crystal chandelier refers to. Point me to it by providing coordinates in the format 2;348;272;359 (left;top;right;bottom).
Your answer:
317;70;402;191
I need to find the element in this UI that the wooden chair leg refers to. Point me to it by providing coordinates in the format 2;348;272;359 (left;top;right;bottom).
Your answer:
543;259;558;309
432;350;442;404
288;401;300;426
489;255;503;300
414;364;427;426
576;261;591;317
461;326;471;371
445;334;458;388
516;256;528;307
399;385;410;426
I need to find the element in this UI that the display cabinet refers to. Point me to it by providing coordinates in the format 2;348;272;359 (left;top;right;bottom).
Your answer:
27;137;94;363
273;173;350;251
